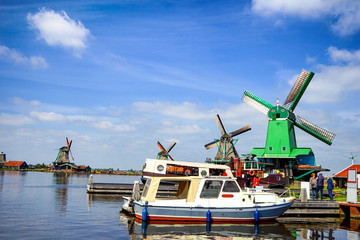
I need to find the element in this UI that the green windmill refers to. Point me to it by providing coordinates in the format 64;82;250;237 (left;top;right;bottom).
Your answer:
242;70;335;179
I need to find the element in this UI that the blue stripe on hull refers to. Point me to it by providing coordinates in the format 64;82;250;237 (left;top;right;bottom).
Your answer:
134;202;293;221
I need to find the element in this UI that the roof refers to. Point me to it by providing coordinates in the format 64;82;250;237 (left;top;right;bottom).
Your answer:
145;158;231;169
3;161;26;167
333;164;360;178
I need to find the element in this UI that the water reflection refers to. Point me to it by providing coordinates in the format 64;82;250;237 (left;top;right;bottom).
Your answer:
341;217;360;232
118;212;360;240
87;194;124;210
53;172;70;216
0;171;4;192
119;213;294;239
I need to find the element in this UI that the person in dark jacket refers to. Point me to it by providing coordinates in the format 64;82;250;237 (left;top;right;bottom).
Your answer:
245;172;251;188
316;173;324;200
326;175;334;201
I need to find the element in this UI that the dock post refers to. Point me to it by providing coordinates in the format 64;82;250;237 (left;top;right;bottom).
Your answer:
88;175;93;184
300;188;307;202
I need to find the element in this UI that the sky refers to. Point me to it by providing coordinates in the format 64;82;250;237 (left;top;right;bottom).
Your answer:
0;0;359;174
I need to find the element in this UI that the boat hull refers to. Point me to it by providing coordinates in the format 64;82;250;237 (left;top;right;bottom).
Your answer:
133;201;293;222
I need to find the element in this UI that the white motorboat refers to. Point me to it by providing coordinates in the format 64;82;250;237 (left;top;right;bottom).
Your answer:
122;174;295;222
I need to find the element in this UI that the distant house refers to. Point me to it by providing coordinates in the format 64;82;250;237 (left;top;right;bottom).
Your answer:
3;161;29;170
333;164;360;188
77;165;91;172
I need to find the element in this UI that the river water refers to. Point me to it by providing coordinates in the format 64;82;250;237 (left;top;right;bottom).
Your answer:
0;171;359;239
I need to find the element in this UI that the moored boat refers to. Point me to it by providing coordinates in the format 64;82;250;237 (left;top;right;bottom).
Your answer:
123;174;295;222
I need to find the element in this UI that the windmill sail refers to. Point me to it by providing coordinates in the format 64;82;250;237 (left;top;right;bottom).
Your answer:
283;70;314;111
166;141;176;153
295;115;335;145
204;139;220;150
242;91;274;115
215;114;226;135
230;125;251;137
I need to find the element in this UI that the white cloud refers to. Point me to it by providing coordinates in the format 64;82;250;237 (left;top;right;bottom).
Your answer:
0;45;48;69
92;121;135;132
160;123;206;135
0;114;35;126
133;101;214;120
30;111;67;122
328;46;360;64
251;0;360;36
27;8;90;56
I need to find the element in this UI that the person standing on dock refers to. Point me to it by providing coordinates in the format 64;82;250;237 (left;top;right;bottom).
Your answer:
326;175;334;201
309;173;317;200
316;173;324;200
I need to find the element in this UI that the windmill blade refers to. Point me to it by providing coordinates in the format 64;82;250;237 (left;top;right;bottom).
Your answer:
166;141;176;153
69;149;74;161
294;115;336;146
157;141;166;152
214;114;226;135
230;125;251;137
283;70;314;111
204;139;220;150
68;140;72;150
66;137;70;148
242;91;274;115
168;154;174;161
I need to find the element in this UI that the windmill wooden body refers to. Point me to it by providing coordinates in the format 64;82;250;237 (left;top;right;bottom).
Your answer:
242;70;335;181
53;137;75;170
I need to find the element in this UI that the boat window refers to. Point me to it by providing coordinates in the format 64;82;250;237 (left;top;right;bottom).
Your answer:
142;179;151;198
166;165;199;176
222;181;240;192
209;169;226;176
200;180;223;198
155;180;190;199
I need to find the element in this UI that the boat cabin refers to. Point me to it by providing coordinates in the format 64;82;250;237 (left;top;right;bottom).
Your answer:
140;175;279;206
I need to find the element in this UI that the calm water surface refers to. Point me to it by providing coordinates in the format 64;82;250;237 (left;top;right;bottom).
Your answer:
0;171;359;239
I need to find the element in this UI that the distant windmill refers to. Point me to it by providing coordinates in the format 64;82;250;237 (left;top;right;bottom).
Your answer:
55;137;74;164
350;153;357;165
205;114;251;162
156;141;176;160
242;70;336;172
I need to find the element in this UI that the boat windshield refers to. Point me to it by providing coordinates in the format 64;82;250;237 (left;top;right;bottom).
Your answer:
222;180;240;192
142;179;152;198
200;180;223;198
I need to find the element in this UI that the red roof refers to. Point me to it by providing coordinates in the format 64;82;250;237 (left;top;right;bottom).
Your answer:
3;161;26;167
334;164;360;178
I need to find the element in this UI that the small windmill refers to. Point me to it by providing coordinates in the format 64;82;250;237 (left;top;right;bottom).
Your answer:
205;114;251;163
54;137;74;164
156;141;176;160
242;70;335;172
350;153;357;165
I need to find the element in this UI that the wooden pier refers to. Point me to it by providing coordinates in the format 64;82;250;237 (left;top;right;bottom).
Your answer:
279;200;340;221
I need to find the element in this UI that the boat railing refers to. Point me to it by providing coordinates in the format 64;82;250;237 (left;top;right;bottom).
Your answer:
279;188;291;197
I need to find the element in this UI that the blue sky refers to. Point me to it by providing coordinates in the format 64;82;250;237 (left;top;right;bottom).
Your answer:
1;0;359;174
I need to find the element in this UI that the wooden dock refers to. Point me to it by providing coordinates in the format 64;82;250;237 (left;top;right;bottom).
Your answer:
280;200;340;219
